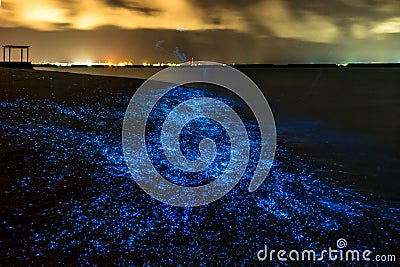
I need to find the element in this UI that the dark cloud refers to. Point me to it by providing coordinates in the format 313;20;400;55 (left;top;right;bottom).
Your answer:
188;0;400;41
188;0;263;27
211;17;222;25
1;1;400;63
282;0;400;20
1;26;399;63
104;0;161;15
51;22;73;29
189;0;399;20
189;0;264;10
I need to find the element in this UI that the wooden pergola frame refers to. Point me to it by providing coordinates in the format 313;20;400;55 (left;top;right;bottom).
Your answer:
2;45;30;62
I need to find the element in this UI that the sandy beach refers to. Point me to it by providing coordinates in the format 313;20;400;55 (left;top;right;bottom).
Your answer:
1;66;399;265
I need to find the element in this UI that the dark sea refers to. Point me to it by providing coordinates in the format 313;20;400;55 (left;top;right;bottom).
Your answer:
1;66;399;265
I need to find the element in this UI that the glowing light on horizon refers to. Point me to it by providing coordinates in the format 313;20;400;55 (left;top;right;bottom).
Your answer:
117;61;133;67
32;61;240;67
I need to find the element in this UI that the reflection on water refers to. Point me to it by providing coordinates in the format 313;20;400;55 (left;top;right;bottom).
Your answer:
1;82;398;265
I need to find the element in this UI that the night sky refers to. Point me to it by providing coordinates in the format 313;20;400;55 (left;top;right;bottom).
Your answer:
0;0;400;63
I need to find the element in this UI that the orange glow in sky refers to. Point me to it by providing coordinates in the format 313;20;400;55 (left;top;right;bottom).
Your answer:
1;0;400;63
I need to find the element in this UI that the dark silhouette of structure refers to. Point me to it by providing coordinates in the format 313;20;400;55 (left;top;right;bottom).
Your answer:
3;45;30;62
1;45;32;69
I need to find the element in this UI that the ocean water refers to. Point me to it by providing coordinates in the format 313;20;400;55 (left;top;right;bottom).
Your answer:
1;67;399;265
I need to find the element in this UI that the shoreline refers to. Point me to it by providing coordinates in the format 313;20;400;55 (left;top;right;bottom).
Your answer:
1;66;399;201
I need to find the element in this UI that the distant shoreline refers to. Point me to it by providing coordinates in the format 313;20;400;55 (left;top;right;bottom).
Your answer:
32;62;400;68
2;62;400;71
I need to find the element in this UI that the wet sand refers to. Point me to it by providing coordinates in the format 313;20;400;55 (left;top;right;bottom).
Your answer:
2;66;399;200
1;67;399;265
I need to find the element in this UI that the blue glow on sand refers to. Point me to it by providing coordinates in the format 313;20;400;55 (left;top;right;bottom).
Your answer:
0;86;399;265
145;86;260;187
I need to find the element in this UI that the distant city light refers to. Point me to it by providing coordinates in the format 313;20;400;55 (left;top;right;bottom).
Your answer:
32;58;237;68
33;60;186;67
117;61;133;67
